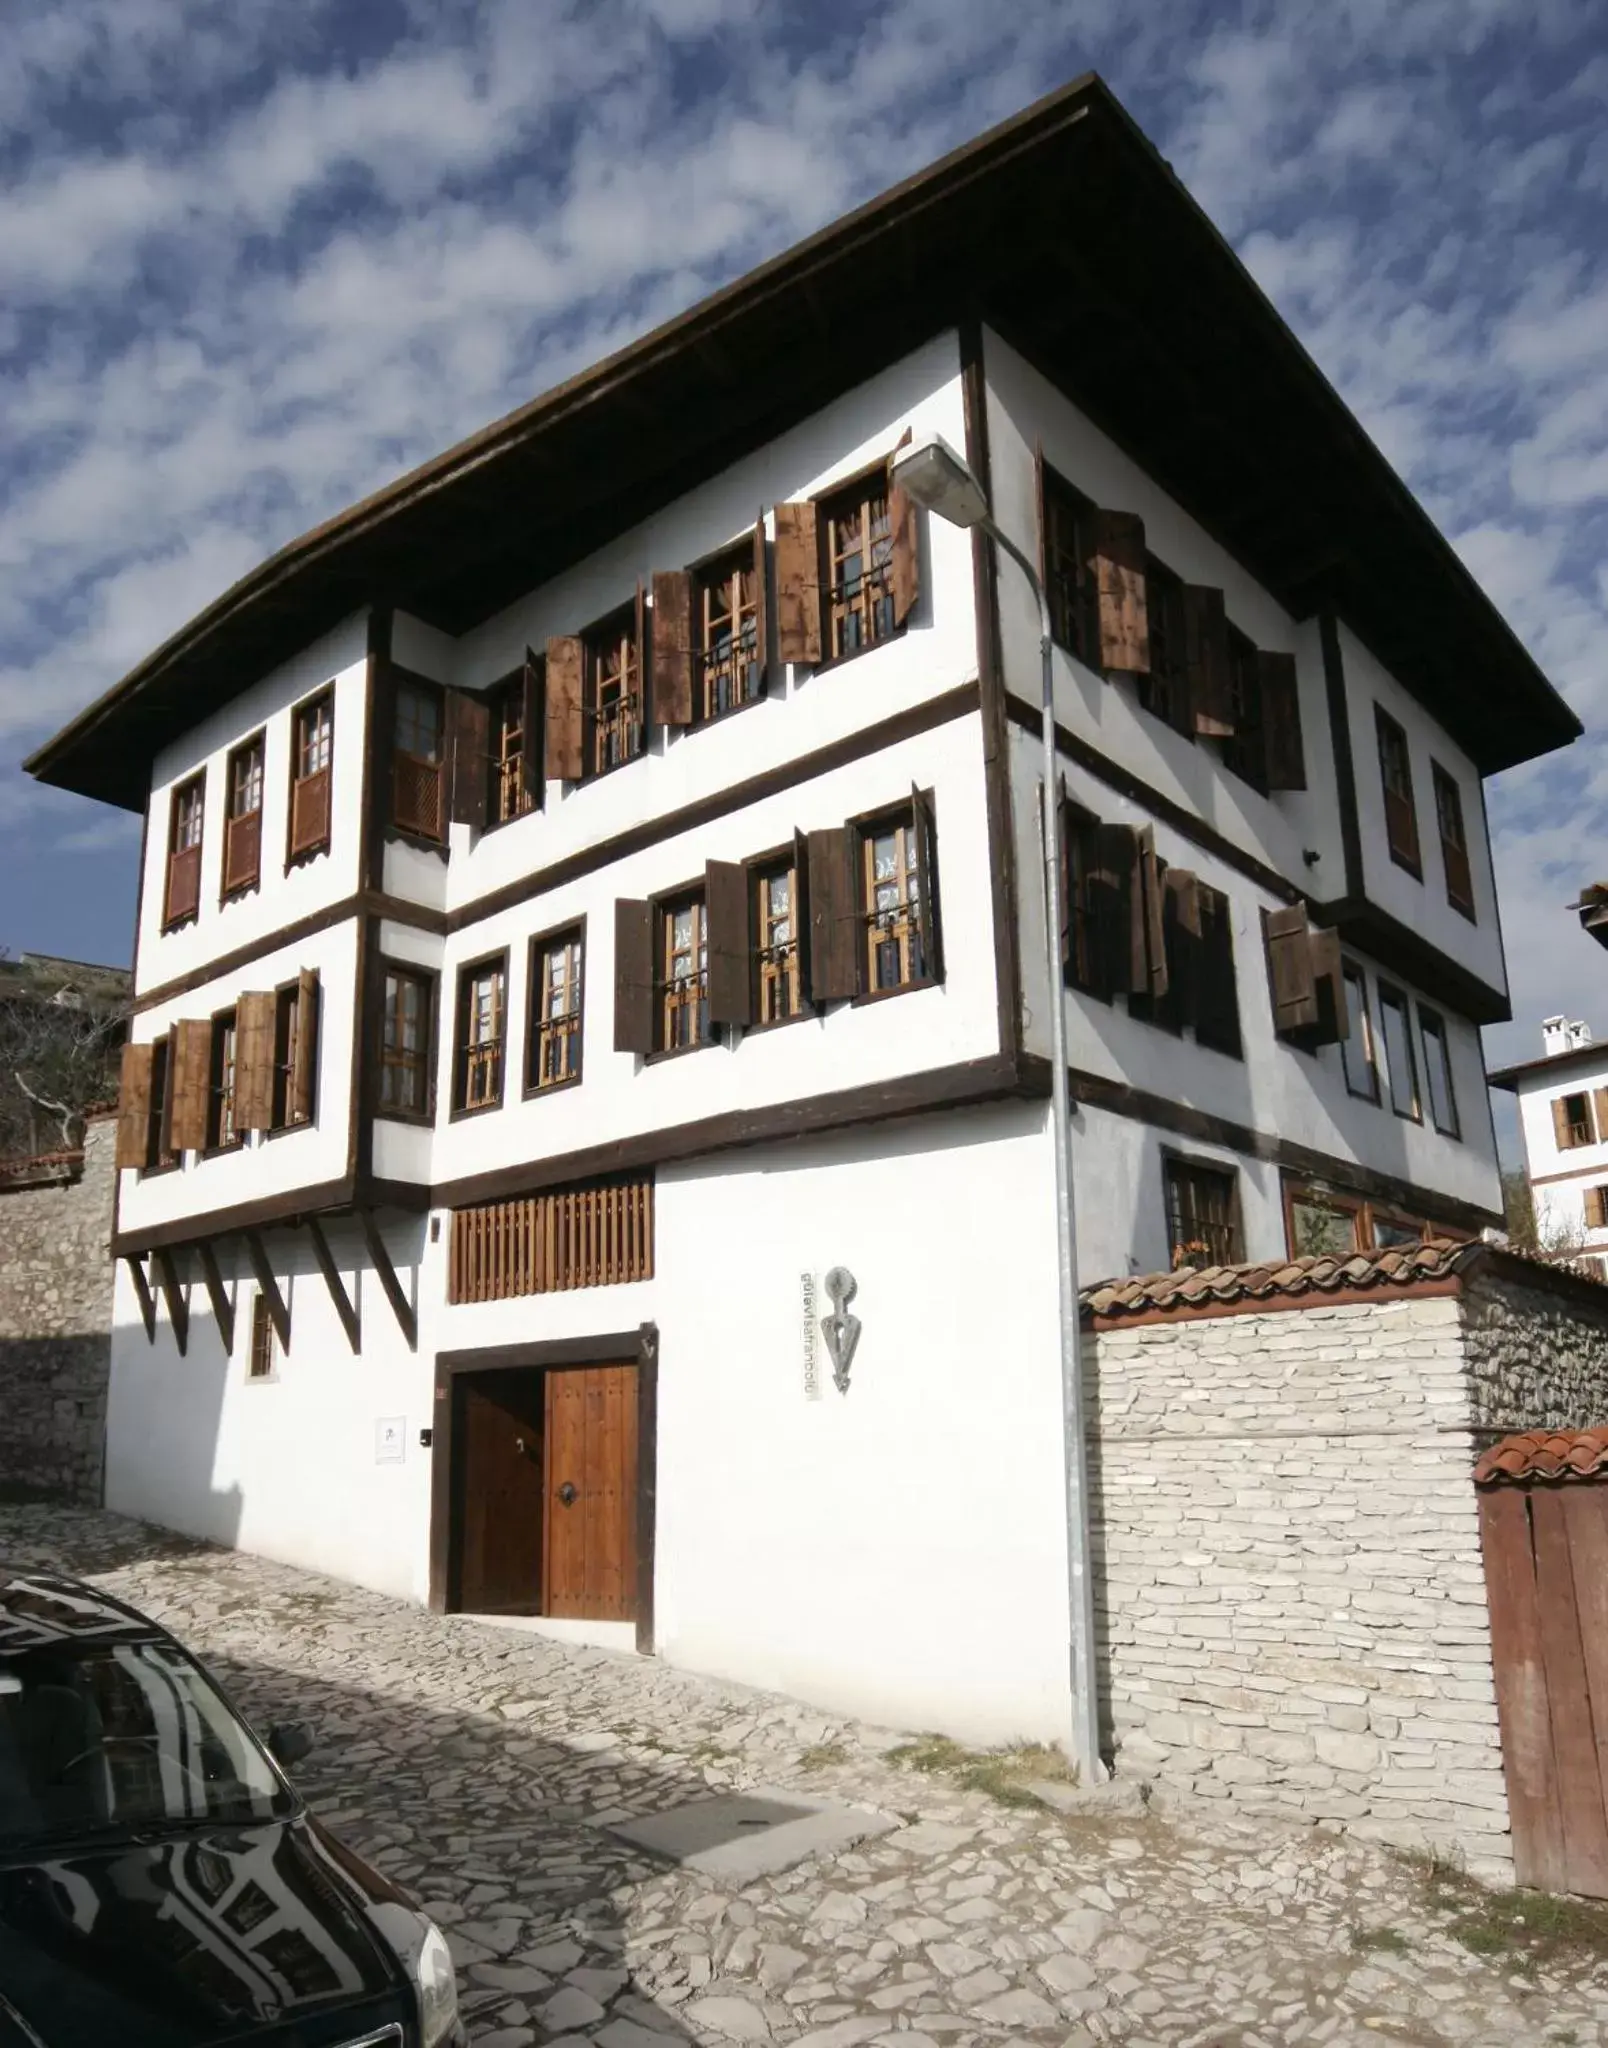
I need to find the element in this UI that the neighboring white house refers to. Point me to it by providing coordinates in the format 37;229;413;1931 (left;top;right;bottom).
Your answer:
1489;1015;1608;1271
26;76;1580;1746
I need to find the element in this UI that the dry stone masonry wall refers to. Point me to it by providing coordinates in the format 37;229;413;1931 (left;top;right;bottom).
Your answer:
1461;1265;1608;1438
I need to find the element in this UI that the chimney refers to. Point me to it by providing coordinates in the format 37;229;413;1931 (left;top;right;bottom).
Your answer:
1542;1016;1593;1056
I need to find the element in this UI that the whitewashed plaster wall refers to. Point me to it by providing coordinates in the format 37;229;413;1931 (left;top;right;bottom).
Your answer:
1514;1059;1608;1183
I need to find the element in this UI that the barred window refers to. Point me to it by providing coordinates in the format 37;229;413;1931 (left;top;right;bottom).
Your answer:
529;930;583;1089
586;607;643;777
754;861;802;1024
657;895;710;1052
822;479;895;661
454;957;506;1113
695;548;763;721
1163;1157;1241;1269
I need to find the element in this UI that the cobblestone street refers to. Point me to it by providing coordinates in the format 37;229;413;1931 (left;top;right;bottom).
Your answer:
4;1503;1605;2048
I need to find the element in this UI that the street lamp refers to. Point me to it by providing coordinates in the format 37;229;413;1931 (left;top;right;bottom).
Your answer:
892;431;1104;1786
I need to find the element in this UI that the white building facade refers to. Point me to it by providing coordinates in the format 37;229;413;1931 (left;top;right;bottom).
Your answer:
28;79;1579;1748
1491;1016;1608;1271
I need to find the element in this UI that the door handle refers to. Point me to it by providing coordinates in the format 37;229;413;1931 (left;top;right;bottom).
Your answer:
558;1481;577;1507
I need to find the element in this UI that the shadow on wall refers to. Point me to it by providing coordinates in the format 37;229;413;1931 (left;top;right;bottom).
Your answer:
0;1336;112;1506
108;1291;245;1556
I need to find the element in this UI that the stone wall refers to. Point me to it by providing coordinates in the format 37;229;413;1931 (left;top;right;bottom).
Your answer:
1462;1260;1608;1438
0;1115;115;1502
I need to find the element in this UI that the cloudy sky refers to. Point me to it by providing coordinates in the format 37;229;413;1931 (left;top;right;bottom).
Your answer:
4;0;1604;1146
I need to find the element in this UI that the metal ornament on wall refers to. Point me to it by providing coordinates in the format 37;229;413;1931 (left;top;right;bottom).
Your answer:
821;1267;861;1395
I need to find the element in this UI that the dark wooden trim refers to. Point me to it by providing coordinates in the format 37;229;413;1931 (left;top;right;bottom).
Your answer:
307;1215;361;1353
363;610;391;893
370;955;441;1126
114;1175;355;1257
431;1050;1034;1210
1311;893;1509;1027
349;914;374;1185
436;1331;648;1375
125;1254;157;1343
1524;1163;1608;1191
1087;1274;1465;1332
195;1239;235;1353
149;1247;189;1356
242;1229;290;1351
356;1174;434;1212
960;318;1019;1064
635;1322;659;1655
1318;611;1364;900
357;1205;416;1350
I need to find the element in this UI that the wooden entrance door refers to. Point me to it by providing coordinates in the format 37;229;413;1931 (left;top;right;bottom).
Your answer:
542;1365;638;1621
457;1370;546;1614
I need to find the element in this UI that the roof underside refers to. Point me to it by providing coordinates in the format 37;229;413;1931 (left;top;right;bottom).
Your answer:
27;75;1581;811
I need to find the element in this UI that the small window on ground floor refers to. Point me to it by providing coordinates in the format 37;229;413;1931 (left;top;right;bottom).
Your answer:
247;1294;278;1380
1163;1155;1242;1269
1283;1180;1460;1259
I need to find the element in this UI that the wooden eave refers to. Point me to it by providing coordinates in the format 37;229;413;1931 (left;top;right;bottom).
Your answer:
25;72;1579;811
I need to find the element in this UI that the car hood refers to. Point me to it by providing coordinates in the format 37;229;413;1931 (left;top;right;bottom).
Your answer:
0;1815;408;2047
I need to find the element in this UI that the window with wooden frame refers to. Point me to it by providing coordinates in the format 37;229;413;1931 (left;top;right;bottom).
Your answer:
1163;1155;1242;1269
694;543;764;722
821;473;897;663
1340;960;1379;1102
247;1293;277;1380
1417;1005;1460;1139
392;677;444;839
1283;1180;1453;1259
289;688;333;862
584;602;644;778
1553;1090;1598;1152
1584;1186;1608;1234
1376;982;1420;1121
146;1035;178;1172
1431;762;1474;919
270;971;319;1132
222;736;264;900
487;671;537;827
449;1177;654;1302
858;797;939;997
1041;468;1101;666
453;955;507;1113
163;775;205;929
527;928;583;1092
1375;707;1420;876
655;893;711;1054
753;857;804;1025
1220;628;1267;794
378;963;434;1121
1193;885;1242;1059
206;1010;240;1151
1139;556;1192;735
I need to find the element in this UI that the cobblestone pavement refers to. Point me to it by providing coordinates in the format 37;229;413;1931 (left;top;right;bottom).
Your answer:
4;1504;1605;2048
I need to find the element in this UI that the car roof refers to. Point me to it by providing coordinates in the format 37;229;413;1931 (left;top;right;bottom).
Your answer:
0;1566;169;1651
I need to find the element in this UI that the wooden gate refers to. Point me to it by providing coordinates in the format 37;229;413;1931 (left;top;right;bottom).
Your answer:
1476;1428;1608;1896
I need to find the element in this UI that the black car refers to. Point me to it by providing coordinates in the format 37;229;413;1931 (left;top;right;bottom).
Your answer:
0;1565;463;2047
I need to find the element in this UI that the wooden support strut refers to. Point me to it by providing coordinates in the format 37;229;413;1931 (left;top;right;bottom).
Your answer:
195;1240;235;1354
125;1254;157;1343
242;1228;290;1352
357;1207;416;1351
307;1216;361;1355
150;1247;189;1358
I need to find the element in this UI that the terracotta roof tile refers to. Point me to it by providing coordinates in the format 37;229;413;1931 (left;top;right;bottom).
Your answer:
1474;1428;1608;1485
1081;1237;1482;1321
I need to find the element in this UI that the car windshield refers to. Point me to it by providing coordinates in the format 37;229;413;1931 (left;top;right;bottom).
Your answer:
0;1626;295;1849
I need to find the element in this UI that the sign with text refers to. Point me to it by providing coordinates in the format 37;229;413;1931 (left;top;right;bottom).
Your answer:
801;1272;820;1401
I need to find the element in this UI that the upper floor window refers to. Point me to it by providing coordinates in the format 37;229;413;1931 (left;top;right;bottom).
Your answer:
289;689;333;863
207;1010;240;1151
1043;470;1101;667
1375;708;1421;877
1139;556;1191;735
1432;763;1474;920
271;974;318;1131
489;670;537;826
528;929;583;1091
1220;629;1268;795
1554;1090;1598;1152
453;955;506;1113
586;604;644;778
822;476;896;664
1376;981;1420;1120
379;963;434;1121
392;678;444;840
1340;960;1379;1103
860;809;933;996
695;547;764;721
1418;1005;1459;1139
163;775;205;930
755;859;804;1025
657;894;711;1053
223;737;264;900
1163;1155;1241;1268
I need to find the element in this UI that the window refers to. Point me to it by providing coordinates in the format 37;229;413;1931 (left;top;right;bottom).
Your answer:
1584;1187;1608;1233
860;812;931;995
657;895;710;1052
1376;983;1420;1120
1287;1187;1364;1257
289;689;333;861
271;977;317;1131
528;929;583;1091
449;1178;654;1301
163;775;205;929
754;860;804;1024
822;476;896;662
1042;470;1099;665
1375;707;1420;876
1554;1091;1596;1152
489;672;537;827
392;679;444;839
1163;1156;1242;1268
1193;886;1242;1059
206;1011;239;1151
695;546;763;722
586;606;644;777
1340;961;1379;1102
1220;628;1267;795
222;737;263;899
454;956;507;1112
1432;763;1475;919
1139;556;1190;733
247;1294;277;1380
144;1036;178;1173
378;964;434;1120
1418;1006;1459;1138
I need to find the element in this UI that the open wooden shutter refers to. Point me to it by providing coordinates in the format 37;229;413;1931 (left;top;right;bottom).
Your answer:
1137;827;1168;998
1594;1089;1608;1143
1259;652;1306;790
650;570;694;728
1183;586;1234;738
888;429;920;627
613;900;655;1055
447;689;490;830
1194;887;1242;1058
545;636;584;782
1552;1096;1575;1150
116;1042;156;1170
910;783;943;984
235;990;277;1132
293;968;319;1123
774;501;822;665
807;826;858;1002
752;516;771;694
521;651;545;808
168;1018;212;1154
705;859;753;1028
1092;511;1150;672
792;824;812;999
1266;905;1319;1036
634;580;648;742
1308;927;1347;1047
1586;1186;1608;1232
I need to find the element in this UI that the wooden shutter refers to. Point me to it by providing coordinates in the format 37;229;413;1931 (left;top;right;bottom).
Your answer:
116;1042;156;1169
447;689;490;830
792;824;812;999
774;501;822;665
634;579;648;740
1259;652;1306;789
165;845;201;926
888;430;920;627
168;1018;212;1154
752;516;771;695
1183;586;1234;738
1266;905;1319;1036
1137;827;1168;998
290;769;331;858
1552;1096;1575;1150
1194;887;1242;1057
807;826;858;1002
613;900;654;1055
705;860;753;1027
1092;511;1150;672
292;968;319;1123
910;783;943;984
223;811;261;894
1586;1186;1608;1232
520;652;545;808
650;570;694;728
546;636;584;782
1594;1089;1608;1143
235;990;277;1132
1308;927;1347;1047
